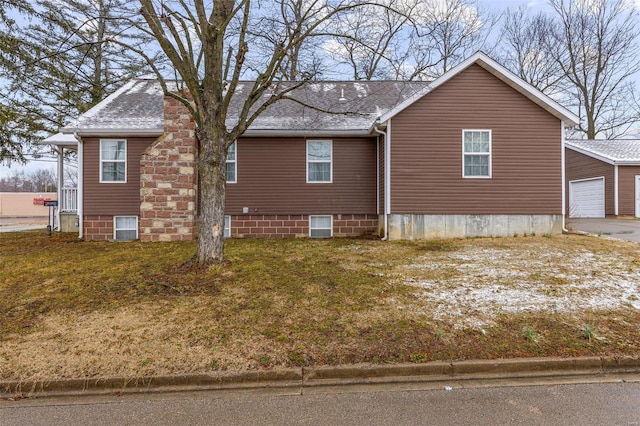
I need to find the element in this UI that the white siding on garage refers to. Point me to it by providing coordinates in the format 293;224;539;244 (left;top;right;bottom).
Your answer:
569;177;605;218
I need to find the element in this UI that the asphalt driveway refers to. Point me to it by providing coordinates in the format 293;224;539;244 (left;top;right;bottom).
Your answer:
568;218;640;243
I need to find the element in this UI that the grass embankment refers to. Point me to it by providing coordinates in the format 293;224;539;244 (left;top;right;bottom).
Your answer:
0;231;639;381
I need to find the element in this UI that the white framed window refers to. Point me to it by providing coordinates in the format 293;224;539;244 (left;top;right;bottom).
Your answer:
100;139;127;183
224;215;231;238
309;215;332;238
462;130;491;178
307;140;332;183
113;216;138;241
226;142;237;183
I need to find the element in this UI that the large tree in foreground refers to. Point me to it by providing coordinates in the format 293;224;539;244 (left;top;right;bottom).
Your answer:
133;0;374;266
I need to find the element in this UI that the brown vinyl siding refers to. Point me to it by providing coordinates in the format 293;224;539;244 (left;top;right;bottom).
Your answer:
83;137;156;216
618;166;640;216
390;64;562;215
225;137;377;215
565;148;615;216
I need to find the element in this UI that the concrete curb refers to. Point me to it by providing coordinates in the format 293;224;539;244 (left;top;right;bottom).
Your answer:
2;356;640;399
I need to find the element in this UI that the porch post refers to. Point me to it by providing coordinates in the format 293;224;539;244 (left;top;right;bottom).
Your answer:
56;146;64;231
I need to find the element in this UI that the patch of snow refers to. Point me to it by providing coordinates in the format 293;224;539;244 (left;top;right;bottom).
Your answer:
353;83;368;98
396;245;640;329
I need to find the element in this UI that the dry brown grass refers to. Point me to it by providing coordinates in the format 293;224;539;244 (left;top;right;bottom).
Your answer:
1;231;639;381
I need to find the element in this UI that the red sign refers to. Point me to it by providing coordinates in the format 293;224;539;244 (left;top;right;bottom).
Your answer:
33;197;53;205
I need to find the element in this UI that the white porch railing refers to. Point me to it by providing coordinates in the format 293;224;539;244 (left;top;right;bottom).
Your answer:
60;187;78;212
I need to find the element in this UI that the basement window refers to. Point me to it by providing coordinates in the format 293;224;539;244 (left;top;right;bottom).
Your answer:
224;215;231;238
114;216;138;241
309;215;332;238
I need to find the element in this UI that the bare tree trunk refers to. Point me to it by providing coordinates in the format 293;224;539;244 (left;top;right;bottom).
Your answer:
195;123;227;266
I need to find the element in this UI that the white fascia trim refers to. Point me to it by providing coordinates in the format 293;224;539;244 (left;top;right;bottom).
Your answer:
243;129;371;137
614;164;619;215
379;51;580;127
565;143;616;165
565;144;640;166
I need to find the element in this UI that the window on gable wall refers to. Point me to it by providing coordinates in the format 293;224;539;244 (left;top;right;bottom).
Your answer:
307;140;332;183
463;130;491;178
226;142;236;183
100;139;126;182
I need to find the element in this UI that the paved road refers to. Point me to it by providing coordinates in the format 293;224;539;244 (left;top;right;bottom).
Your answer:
568;218;640;243
2;382;639;425
0;217;48;233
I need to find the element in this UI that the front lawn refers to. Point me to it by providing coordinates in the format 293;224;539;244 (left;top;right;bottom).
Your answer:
1;231;639;381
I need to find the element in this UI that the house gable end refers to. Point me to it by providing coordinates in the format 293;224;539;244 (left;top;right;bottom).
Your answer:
379;52;579;127
388;62;563;216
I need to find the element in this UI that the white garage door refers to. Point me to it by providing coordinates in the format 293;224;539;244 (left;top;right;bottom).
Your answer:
569;178;605;218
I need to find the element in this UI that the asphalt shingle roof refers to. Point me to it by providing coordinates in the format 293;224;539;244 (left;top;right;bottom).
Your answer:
62;80;165;134
61;79;429;136
566;139;640;163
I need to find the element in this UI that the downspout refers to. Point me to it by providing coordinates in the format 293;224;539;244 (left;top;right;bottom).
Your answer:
373;122;390;241
614;164;619;216
375;136;379;218
561;121;568;233
74;133;84;239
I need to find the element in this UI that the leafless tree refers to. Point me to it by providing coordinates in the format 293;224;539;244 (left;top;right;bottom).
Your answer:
0;169;56;192
324;0;494;81
324;0;415;80
499;6;565;96
414;0;494;79
549;0;640;139
129;0;374;266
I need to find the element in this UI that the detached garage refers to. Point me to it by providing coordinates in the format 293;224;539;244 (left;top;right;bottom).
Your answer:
565;140;640;218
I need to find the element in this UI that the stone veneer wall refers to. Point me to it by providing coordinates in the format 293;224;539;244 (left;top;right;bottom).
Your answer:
139;97;197;241
229;214;378;238
84;215;114;240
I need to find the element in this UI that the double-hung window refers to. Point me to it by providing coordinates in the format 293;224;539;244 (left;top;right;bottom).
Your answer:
307;140;332;183
462;130;491;178
100;139;127;183
226;142;237;183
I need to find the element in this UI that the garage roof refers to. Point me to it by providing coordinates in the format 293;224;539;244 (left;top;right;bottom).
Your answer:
566;139;640;165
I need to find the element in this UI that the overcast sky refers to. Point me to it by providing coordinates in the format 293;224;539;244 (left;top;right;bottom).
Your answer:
0;0;619;180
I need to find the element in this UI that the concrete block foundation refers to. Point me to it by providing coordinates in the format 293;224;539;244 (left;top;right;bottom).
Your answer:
386;214;563;240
